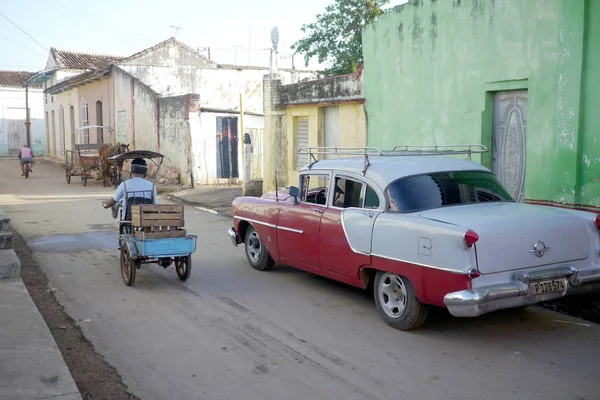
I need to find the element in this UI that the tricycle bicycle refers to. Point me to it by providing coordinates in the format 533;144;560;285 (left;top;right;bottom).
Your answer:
108;150;197;286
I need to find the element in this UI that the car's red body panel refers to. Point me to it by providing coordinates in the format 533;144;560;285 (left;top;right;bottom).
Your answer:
231;193;471;306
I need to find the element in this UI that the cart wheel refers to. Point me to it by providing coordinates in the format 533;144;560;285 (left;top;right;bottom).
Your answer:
65;167;71;184
81;173;87;187
120;246;137;286
175;255;192;281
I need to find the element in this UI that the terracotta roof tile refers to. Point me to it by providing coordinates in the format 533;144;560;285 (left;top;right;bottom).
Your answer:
0;70;42;88
51;48;124;70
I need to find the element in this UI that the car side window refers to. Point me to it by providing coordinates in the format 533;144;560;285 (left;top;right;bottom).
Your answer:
333;177;363;208
363;185;380;209
333;177;380;209
300;174;330;206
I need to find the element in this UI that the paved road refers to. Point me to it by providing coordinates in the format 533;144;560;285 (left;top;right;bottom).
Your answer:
1;158;599;400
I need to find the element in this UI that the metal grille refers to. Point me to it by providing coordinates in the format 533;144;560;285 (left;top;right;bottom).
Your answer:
296;117;309;170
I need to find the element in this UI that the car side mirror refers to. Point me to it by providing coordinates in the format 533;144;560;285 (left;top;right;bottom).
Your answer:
289;186;300;204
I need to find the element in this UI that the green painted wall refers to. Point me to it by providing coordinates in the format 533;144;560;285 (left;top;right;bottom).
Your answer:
363;0;599;210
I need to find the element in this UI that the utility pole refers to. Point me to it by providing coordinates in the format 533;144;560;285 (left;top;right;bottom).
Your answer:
25;83;31;146
240;93;247;196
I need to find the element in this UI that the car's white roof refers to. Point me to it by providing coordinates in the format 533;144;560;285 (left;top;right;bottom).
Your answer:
300;156;491;189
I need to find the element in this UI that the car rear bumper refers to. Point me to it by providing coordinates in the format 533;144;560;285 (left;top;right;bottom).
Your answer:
228;227;238;247
444;265;600;317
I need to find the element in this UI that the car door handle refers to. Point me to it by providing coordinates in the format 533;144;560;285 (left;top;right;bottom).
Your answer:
313;208;323;214
363;212;374;218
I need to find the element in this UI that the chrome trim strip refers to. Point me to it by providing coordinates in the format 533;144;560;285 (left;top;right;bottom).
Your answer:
277;226;304;234
371;252;468;275
234;216;303;234
234;216;276;228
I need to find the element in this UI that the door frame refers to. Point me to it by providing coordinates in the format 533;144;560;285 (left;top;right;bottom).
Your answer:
481;79;528;170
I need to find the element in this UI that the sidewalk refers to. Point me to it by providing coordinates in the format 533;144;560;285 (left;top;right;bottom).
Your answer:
0;209;81;400
166;185;243;217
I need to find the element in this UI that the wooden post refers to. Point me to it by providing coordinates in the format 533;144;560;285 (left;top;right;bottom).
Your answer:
25;84;31;146
240;93;246;196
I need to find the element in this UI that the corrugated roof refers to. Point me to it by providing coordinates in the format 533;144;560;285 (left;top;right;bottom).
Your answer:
50;47;124;70
0;70;42;88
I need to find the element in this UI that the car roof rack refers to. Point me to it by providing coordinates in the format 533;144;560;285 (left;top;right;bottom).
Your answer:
298;144;489;175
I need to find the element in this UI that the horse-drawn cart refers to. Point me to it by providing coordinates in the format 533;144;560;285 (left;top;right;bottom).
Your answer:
65;143;105;186
65;126;129;187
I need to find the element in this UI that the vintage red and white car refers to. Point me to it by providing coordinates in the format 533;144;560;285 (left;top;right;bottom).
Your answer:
228;146;600;330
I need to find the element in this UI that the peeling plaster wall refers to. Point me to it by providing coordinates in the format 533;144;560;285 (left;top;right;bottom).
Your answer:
363;0;600;210
113;68;159;152
279;72;364;106
159;94;194;185
0;87;45;155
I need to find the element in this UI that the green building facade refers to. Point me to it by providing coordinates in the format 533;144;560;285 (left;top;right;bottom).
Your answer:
363;0;600;211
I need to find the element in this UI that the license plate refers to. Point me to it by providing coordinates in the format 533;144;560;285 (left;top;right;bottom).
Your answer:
529;278;567;295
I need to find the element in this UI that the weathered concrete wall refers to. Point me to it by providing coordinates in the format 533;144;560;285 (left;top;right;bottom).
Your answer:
263;75;288;194
120;40;216;69
363;0;600;211
113;67;160;151
0;87;45;156
279;71;364;106
159;94;194;186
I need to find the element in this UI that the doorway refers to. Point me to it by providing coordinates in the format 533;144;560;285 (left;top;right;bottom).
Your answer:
216;117;239;179
492;90;527;203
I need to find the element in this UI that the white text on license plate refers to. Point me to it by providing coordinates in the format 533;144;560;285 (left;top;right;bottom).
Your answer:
529;279;566;295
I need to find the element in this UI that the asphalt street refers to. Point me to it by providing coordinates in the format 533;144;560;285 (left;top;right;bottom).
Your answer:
0;158;598;400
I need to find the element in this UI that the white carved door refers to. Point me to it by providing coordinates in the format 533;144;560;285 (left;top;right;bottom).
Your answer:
492;90;527;203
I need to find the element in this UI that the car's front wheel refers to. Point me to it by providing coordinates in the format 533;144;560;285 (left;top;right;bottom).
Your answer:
244;225;274;271
374;271;429;330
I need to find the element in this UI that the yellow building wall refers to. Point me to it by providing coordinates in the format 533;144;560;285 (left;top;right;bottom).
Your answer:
283;102;367;189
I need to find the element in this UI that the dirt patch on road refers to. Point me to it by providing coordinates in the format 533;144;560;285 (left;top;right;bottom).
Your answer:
13;230;139;400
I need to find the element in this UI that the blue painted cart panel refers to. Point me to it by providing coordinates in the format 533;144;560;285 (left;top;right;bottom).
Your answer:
122;235;197;259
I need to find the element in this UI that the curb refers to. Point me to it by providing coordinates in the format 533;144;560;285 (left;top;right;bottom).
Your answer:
164;194;231;218
0;209;20;280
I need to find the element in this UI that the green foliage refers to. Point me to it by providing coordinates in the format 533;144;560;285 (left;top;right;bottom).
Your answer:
292;0;390;76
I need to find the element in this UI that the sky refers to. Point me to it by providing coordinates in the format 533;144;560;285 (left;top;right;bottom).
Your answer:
0;0;408;72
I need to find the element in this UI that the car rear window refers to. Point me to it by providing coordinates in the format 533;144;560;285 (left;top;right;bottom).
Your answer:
386;171;513;213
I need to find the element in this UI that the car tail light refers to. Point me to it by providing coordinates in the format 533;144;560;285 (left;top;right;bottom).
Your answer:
467;268;481;279
464;230;479;249
595;215;600;230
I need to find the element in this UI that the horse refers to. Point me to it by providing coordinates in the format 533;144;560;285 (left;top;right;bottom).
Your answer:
99;143;130;187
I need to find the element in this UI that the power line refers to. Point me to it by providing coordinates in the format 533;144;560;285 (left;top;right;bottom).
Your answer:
53;0;159;46
57;0;161;44
0;11;48;52
46;1;153;49
0;31;47;57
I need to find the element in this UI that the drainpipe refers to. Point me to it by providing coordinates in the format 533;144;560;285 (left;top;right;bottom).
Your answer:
25;83;31;146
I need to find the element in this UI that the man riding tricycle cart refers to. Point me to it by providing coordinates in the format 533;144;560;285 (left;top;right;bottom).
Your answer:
102;150;197;286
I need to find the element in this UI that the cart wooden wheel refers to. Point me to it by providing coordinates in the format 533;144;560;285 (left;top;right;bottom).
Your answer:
175;255;192;281
120;246;136;286
65;166;71;184
81;170;87;186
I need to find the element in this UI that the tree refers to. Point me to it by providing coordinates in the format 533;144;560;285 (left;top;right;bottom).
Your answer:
292;0;390;76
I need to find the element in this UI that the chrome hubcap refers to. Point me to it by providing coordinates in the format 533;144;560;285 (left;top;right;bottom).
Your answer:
246;231;262;263
378;273;408;318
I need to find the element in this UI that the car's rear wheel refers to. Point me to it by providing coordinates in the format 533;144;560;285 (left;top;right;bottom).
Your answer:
374;271;429;331
244;225;274;271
